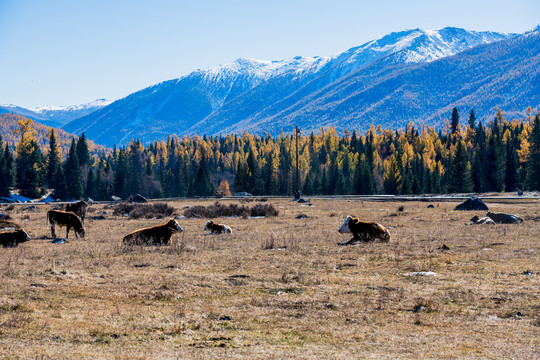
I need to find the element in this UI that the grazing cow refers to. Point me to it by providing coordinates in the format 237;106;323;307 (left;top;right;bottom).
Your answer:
338;216;390;245
65;200;88;224
123;219;183;246
47;210;86;239
470;215;496;225
486;212;523;224
0;229;30;248
204;221;232;234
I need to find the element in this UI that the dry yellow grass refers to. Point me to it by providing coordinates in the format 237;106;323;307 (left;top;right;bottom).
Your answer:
0;198;538;359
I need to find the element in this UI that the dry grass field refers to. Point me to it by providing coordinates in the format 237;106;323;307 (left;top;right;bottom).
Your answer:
0;198;538;359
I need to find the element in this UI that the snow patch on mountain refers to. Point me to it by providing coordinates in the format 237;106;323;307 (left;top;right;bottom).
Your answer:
31;98;113;113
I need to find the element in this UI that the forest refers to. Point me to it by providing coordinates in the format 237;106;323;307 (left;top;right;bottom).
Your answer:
1;107;539;201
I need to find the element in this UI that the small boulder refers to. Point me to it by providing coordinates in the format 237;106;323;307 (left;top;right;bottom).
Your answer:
454;197;489;211
131;194;148;203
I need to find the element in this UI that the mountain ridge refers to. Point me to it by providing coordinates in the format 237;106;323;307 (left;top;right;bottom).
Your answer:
61;27;517;146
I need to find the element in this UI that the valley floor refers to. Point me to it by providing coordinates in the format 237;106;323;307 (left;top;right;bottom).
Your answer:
0;198;538;359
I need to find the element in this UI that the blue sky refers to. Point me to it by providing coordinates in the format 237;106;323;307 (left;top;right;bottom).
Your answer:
1;0;538;108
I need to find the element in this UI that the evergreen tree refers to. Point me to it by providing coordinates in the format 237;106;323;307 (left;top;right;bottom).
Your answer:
76;132;91;167
113;149;128;199
193;152;215;196
86;167;95;199
447;140;473;193
450;107;460;134
46;129;61;188
52;166;68;200
471;122;487;192
0;136;14;197
525;113;540;190
504;129;518;192
353;155;374;195
64;139;83;199
486;117;506;191
468;109;476;129
383;155;401;195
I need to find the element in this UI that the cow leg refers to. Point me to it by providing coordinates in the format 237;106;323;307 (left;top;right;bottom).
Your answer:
66;226;70;239
51;223;56;238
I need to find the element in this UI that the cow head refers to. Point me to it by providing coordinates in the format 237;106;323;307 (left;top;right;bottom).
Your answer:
338;216;357;233
167;219;183;233
17;229;31;243
204;221;215;231
77;228;86;238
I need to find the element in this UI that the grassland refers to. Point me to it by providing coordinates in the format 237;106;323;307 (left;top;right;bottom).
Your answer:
0;198;538;359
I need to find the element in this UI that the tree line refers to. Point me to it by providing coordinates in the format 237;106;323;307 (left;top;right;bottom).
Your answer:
1;108;539;201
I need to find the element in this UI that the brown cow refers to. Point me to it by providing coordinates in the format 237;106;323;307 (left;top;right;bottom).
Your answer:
0;229;30;247
338;216;390;245
123;219;183;246
204;221;232;234
47;210;86;239
66;200;88;223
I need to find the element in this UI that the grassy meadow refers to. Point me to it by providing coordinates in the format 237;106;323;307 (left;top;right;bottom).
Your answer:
0;198;538;359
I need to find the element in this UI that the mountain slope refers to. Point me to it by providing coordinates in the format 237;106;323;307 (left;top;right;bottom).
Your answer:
63;27;513;146
0;113;107;155
0;99;112;128
244;28;540;135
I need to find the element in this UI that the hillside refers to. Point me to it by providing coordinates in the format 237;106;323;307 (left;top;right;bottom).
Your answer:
0;113;108;156
0;99;112;128
62;27;515;146
223;28;540;135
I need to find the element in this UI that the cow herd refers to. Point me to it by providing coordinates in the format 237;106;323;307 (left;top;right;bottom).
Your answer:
0;200;392;248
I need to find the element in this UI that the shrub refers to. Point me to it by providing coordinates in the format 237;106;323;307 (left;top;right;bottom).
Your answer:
183;202;279;218
113;202;175;219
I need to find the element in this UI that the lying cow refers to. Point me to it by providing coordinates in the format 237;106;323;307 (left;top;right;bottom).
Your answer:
470;215;496;225
123;219;183;246
338;216;390;245
47;210;86;239
66;200;88;224
0;229;30;248
486;212;523;224
204;221;232;234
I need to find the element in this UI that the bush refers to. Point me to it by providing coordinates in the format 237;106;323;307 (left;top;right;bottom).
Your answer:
250;204;279;217
113;202;175;219
183;202;279;218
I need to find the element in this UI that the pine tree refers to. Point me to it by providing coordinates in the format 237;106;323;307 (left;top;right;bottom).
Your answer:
46;130;60;188
64;139;83;199
113;149;128;199
525;113;540;190
471;122;487;192
86;167;95;199
52;166;68;200
193;152;215;196
450;107;460;134
0;136;14;197
447;140;473;193
383;155;401;195
468;109;476;129
353;155;374;195
503;129;518;192
486;116;506;191
76;132;91;167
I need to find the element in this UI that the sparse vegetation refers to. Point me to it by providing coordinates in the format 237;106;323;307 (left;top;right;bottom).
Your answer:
183;201;278;218
0;198;538;359
113;202;175;219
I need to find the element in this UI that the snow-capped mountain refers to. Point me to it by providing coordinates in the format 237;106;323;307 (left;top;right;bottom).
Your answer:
63;27;517;147
0;99;113;128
